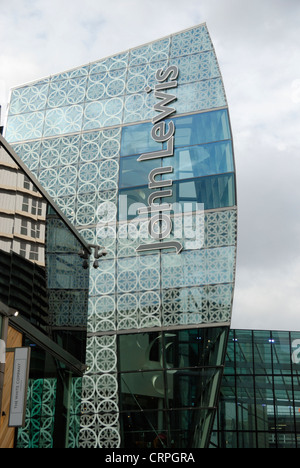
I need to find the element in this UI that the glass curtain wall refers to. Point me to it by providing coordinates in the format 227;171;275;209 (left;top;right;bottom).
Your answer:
211;330;300;449
119;327;228;448
5;24;237;448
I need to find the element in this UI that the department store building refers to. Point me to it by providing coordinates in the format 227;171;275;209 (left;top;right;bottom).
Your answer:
4;24;237;448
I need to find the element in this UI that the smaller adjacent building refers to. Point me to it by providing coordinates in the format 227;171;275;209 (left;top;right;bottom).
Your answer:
211;329;300;449
0;134;91;448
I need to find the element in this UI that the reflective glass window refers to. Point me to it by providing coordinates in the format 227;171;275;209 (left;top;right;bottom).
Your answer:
218;378;237;431
218;431;238;449
169;368;222;409
257;433;274;449
255;374;274;432
169;408;215;448
120;410;168;449
238;432;257;449
272;332;292;374
253;331;273;375
120;371;166;411
120;122;162;157
164;328;228;369
119;156;159;188
120;109;231;158
168;174;235;211
173;109;231;147
273;375;295;431
118;186;152;221
276;433;297;449
234;330;254;375
224;331;236;375
119;141;234;189
293;378;300;432
118;173;235;220
123;408;217;449
119;333;163;372
164;141;233;180
236;375;255;431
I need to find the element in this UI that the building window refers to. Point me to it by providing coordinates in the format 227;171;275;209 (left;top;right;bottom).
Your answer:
31;199;43;216
22;196;29;213
31;222;41;239
37;200;43;216
32;199;37;215
20;242;27;258
21;219;28;236
119;141;234;189
23;176;31;190
29;244;39;261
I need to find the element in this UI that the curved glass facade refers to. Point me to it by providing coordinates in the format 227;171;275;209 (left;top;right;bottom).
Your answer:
5;24;237;448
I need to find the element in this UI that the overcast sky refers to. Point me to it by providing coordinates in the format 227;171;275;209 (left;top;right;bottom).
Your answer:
1;0;300;331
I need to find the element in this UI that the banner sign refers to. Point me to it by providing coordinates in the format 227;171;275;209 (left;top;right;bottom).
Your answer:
0;339;5;364
8;347;31;428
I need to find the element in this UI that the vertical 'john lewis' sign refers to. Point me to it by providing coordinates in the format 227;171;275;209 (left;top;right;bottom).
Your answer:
136;66;183;255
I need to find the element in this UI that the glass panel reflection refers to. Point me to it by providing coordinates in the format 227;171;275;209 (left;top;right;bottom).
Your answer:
213;329;300;448
119;157;159;189
118;174;235;221
120;109;231;157
119;141;234;189
0;140;90;360
121;410;168;449
173;109;230;148
165;141;234;180
168;174;236;211
119;327;229;448
121;121;162;157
